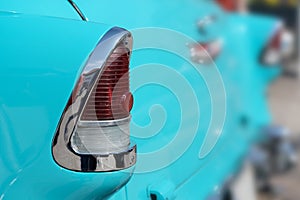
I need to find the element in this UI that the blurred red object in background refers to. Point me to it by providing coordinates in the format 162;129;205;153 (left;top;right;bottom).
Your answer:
216;0;237;11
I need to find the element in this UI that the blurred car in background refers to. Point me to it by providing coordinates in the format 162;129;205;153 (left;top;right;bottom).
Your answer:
249;0;298;76
0;0;292;199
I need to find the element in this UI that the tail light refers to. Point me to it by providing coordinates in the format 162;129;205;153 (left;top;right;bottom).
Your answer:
72;42;133;155
189;39;222;64
81;43;133;121
52;27;136;172
215;0;237;11
260;24;284;66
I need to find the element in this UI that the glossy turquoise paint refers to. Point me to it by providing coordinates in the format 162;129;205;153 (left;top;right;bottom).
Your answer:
221;13;281;131
0;0;80;20
74;0;223;39
0;13;134;199
0;0;281;199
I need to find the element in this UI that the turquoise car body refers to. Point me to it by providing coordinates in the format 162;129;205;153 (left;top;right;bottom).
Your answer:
0;0;280;199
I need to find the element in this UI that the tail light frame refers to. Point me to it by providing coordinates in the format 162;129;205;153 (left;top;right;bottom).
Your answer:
52;27;136;172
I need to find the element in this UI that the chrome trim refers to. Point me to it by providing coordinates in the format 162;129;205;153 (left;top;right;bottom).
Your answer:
68;0;87;21
52;27;136;172
77;116;131;128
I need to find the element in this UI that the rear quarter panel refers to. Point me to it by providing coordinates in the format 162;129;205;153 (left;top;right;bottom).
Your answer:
0;13;133;200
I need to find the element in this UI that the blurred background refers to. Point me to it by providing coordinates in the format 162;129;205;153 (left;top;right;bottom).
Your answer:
245;0;299;199
217;0;299;199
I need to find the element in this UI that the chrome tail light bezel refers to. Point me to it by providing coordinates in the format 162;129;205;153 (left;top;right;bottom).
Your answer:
52;27;136;172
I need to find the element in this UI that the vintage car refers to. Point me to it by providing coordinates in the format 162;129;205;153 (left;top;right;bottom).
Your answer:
0;0;286;199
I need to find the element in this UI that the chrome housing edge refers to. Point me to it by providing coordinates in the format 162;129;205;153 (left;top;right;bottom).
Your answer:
52;27;136;172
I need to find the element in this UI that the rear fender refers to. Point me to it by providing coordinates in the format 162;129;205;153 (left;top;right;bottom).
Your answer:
0;12;133;199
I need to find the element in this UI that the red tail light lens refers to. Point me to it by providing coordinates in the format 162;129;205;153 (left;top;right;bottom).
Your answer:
81;43;133;121
269;29;282;50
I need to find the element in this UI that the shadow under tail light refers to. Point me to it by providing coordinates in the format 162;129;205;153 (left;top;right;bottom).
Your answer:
52;27;136;172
